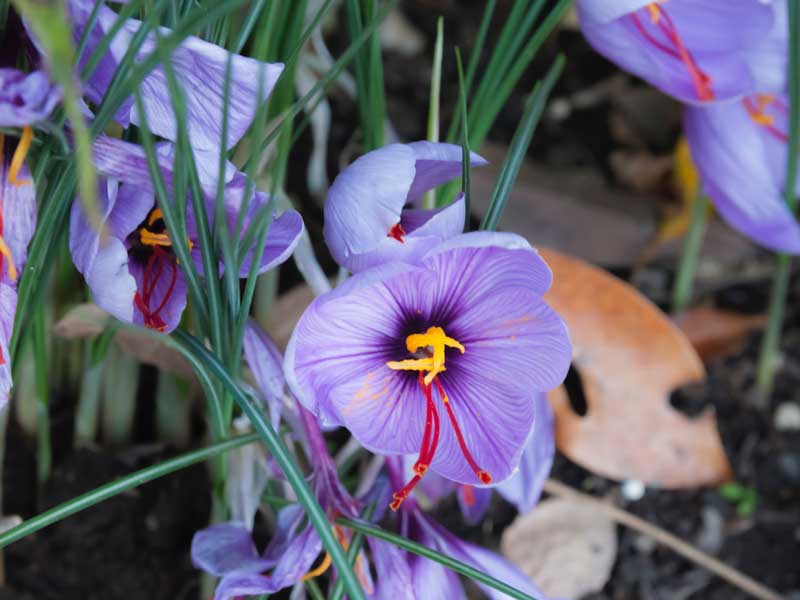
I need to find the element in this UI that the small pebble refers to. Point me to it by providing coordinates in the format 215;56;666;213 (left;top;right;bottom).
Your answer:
622;479;645;501
775;402;800;431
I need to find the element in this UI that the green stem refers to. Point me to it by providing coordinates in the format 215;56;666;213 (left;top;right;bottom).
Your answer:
671;194;708;313
33;304;50;485
423;16;444;210
171;330;366;600
756;0;800;400
334;518;538;600
0;433;260;548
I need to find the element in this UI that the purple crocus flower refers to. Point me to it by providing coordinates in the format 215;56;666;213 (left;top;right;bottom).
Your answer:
420;392;555;525
285;232;571;510
62;0;283;151
0;68;60;129
324;142;487;273
0;147;37;411
69;135;303;332
684;92;800;253
577;0;774;104
369;459;555;600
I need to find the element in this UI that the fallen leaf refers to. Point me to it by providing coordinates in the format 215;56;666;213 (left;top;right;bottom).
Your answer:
54;303;194;379
609;150;672;193
541;247;733;487
501;497;617;600
672;307;766;363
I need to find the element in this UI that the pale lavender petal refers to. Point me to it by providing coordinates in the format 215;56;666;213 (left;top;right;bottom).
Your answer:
214;573;283;600
69;180;137;323
577;0;649;22
243;320;285;425
0;283;17;411
323;143;485;272
0;160;37;281
405;141;487;204
123;20;284;150
191;522;273;577
684;98;800;253
225;440;269;530
0;69;60;127
497;392;554;513
268;522;322;588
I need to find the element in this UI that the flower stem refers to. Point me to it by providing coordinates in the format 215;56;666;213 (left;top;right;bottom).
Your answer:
756;0;800;401
671;193;708;313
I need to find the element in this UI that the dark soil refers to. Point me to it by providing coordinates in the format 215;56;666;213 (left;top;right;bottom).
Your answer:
3;2;800;599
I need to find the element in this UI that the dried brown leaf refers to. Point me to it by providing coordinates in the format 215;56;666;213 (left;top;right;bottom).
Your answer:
672;307;766;364
541;248;732;487
501;497;617;600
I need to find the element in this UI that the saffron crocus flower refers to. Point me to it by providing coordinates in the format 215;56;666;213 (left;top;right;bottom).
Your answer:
577;0;774;104
60;0;283;151
684;93;800;253
69;136;303;332
420;392;555;524
286;232;571;510
323;141;487;272
0;145;37;411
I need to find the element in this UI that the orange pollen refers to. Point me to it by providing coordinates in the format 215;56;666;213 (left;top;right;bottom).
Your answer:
386;327;491;510
743;94;788;142
630;4;714;102
388;222;406;243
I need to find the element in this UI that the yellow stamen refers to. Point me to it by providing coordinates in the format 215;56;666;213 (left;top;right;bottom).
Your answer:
0;237;17;282
301;552;332;581
9;126;33;187
148;208;164;227
387;326;465;385
140;229;173;247
647;2;661;23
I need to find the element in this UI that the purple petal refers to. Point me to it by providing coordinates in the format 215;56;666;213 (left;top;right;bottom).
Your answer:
684;97;800;253
128;250;187;333
122;20;283;150
268;521;322;589
578;0;774;103
497;392;554;513
243;320;285;425
0;69;60;127
420;513;555;600
323;143;485;272
214;573;283;600
457;485;493;525
69;180;138;323
191;522;273;577
577;0;649;22
368;538;416;600
0;283;17;411
226;441;269;530
0;159;37;283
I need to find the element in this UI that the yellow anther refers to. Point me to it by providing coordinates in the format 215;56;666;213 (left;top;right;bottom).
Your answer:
386;326;465;385
301;552;332;581
139;228;172;247
0;237;17;282
147;208;164;227
9;126;33;187
647;2;661;23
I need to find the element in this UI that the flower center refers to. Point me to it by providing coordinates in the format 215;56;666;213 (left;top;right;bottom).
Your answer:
386;326;491;511
630;2;715;102
743;94;788;142
130;208;181;332
387;222;406;243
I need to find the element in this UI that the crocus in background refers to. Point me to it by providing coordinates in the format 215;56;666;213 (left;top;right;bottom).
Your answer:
684;93;800;254
57;0;284;152
368;459;555;600
419;392;555;525
69;135;303;332
576;0;774;104
286;232;571;510
0;144;37;411
324;142;487;272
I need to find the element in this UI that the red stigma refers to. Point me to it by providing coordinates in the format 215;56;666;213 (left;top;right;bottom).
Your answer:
460;484;475;507
390;372;491;511
387;223;406;243
133;246;178;332
630;6;715;102
743;95;789;142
